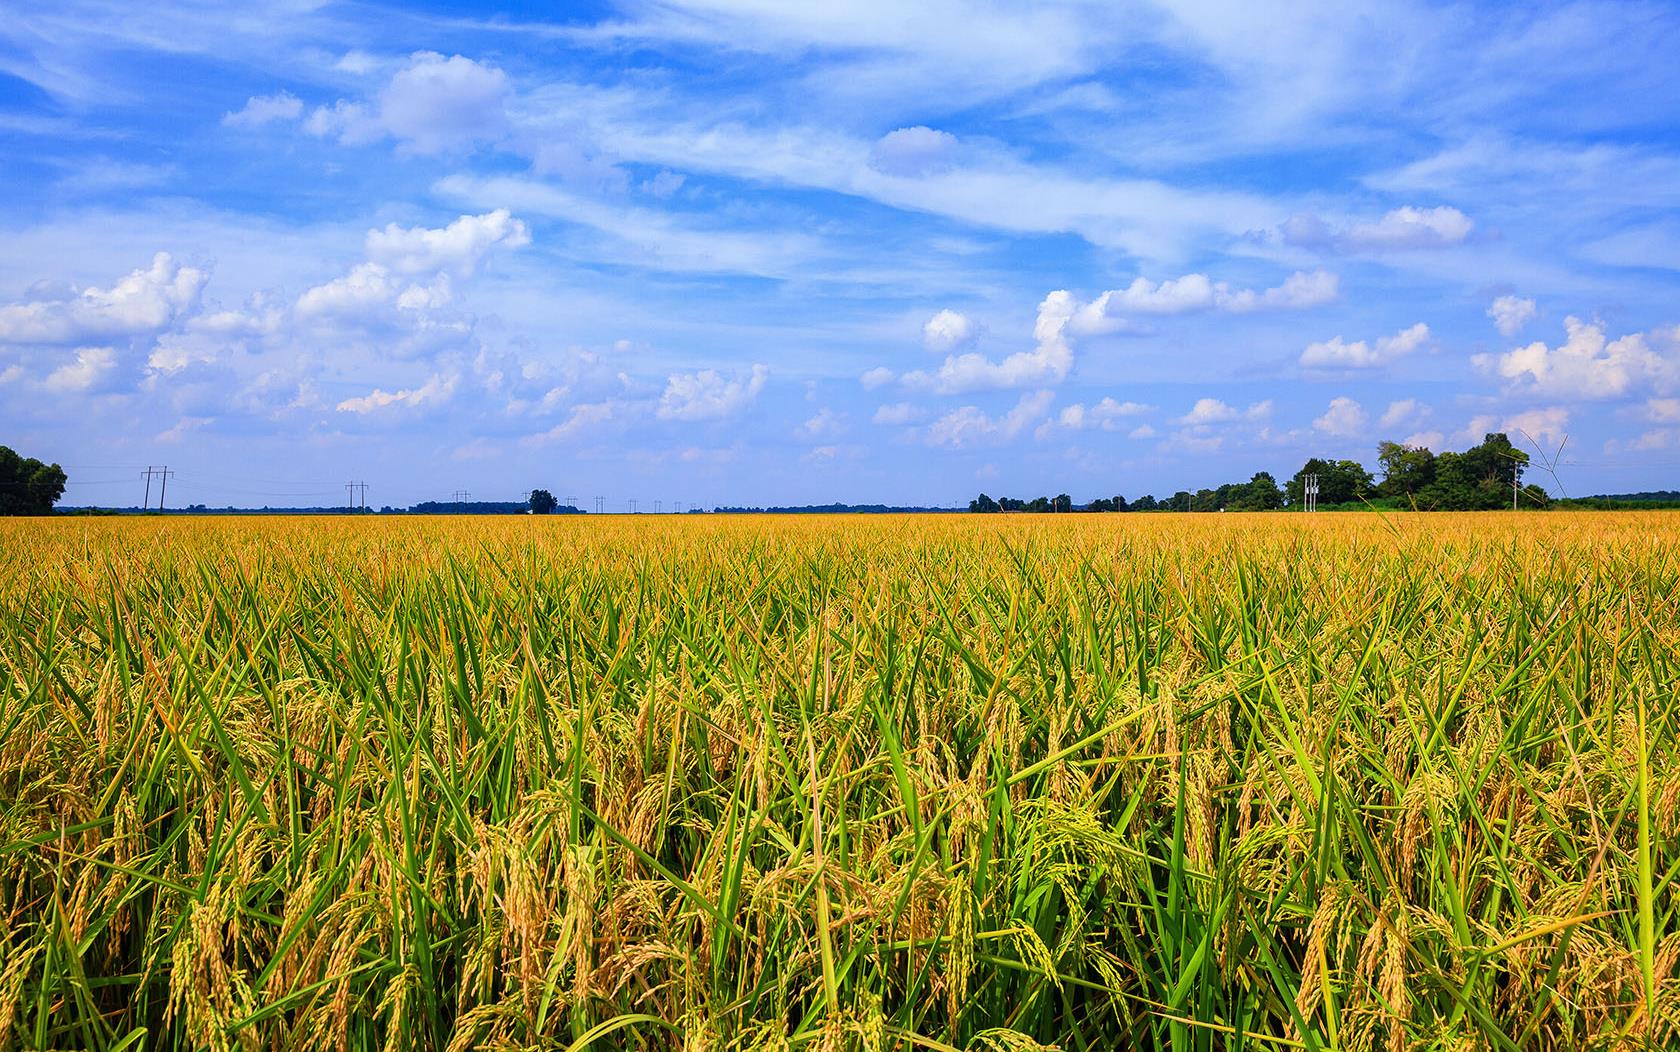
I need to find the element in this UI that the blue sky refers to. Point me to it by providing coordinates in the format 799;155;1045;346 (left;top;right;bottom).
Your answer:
4;1;1680;508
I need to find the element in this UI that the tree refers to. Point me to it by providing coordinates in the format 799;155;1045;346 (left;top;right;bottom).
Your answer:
528;489;558;515
1418;433;1529;510
968;493;1000;513
1376;441;1436;500
1286;458;1374;507
0;446;66;515
1229;471;1283;511
1052;493;1073;513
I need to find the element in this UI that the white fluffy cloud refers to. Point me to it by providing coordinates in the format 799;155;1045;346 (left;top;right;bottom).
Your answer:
1379;398;1428;428
307;52;510;155
1177;397;1271;426
903;291;1074;394
869;126;959;177
922;308;976;352
294;210;528;321
0;253;207;344
1460;406;1571;445
366;209;530;276
1313;396;1368;437
871;401;924;425
1279;206;1474;251
924;389;1053;449
1477;317;1680;399
1646;398;1680;422
223;92;303;127
859;366;895;389
43;346;116;392
656;364;768;420
1300;321;1430;369
1487;295;1537;337
1054;397;1151;431
1073;269;1337;329
794;407;847;441
335;372;459;414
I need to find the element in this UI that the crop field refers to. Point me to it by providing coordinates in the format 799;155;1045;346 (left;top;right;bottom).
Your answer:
1;513;1677;1051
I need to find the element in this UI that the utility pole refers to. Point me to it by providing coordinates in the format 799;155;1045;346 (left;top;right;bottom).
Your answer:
564;495;578;511
142;466;157;510
628;498;638;514
345;481;368;512
156;467;174;511
1303;473;1320;513
653;499;662;514
594;496;604;514
453;489;470;512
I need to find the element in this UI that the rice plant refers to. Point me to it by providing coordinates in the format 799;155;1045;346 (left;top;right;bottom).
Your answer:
0;512;1675;1049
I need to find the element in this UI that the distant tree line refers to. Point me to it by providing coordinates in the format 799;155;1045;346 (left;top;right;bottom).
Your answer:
969;432;1553;513
714;503;960;514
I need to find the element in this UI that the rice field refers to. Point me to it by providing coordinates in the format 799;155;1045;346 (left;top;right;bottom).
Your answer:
1;512;1676;1050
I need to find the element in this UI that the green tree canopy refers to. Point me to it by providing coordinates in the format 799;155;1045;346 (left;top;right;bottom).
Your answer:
1286;458;1374;507
0;446;66;515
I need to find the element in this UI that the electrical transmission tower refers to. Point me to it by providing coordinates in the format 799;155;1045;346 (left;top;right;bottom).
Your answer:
142;466;175;510
453;489;470;512
594;496;604;514
141;466;177;511
141;466;161;510
564;495;579;511
1303;473;1320;513
345;481;369;512
653;499;662;514
628;498;638;514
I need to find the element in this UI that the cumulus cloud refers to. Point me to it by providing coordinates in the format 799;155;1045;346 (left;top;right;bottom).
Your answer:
794;407;847;441
872;401;924;425
1073;269;1337;329
1277;206;1474;251
859;366;895;389
1379;398;1428;428
1313;396;1368;437
0;253;207;344
656;364;768;420
335;372;458;413
366;208;530;276
1461;407;1571;445
223;91;303;127
1177;397;1271;426
1300;322;1430;369
1476;317;1680;399
523;400;623;444
922;308;976;352
1054;397;1151;431
1487;295;1537;337
868;126;959;177
903;291;1074;393
292;210;529;323
307;52;510;155
43;346;116;392
1646;398;1680;422
924;389;1054;449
